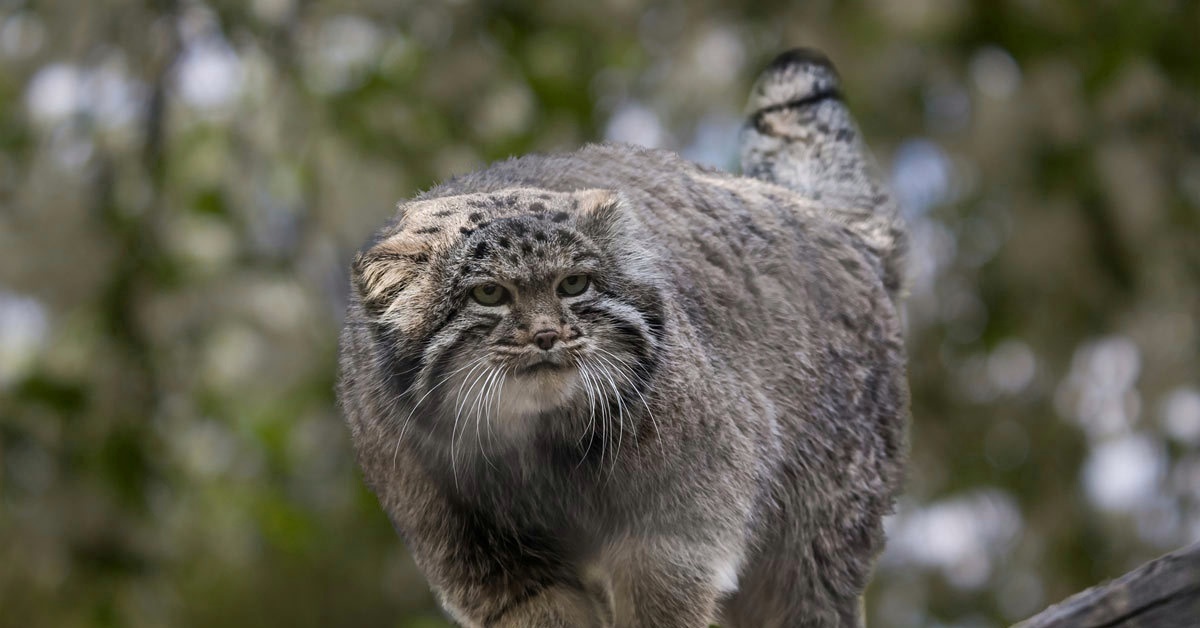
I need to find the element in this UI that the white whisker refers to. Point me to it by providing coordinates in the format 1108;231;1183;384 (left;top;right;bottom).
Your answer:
472;366;504;470
578;365;597;445
583;363;610;479
593;347;663;456
487;365;508;456
392;356;486;472
584;355;627;481
575;363;600;469
450;361;494;489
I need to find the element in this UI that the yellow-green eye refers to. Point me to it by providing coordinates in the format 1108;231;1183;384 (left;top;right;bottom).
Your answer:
557;274;590;297
471;283;509;306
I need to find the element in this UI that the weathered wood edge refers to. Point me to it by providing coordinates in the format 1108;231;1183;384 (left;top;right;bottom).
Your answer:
1014;542;1200;627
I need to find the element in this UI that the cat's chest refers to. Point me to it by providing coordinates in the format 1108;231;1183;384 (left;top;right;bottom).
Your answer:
452;451;658;533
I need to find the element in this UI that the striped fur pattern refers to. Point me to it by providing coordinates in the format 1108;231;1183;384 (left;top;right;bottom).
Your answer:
338;48;909;627
741;48;907;298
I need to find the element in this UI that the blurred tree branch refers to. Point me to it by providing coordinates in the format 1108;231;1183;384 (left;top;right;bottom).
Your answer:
1017;543;1200;627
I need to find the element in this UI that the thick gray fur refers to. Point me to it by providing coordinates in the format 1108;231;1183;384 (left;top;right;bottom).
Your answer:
338;48;909;627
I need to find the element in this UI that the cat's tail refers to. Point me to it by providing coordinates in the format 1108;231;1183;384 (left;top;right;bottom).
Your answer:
741;48;907;298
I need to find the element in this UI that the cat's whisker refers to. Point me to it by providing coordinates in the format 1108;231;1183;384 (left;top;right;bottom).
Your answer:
487;366;508;458
574;362;595;444
585;363;611;479
592;347;664;457
575;364;600;469
470;366;492;468
473;366;503;470
450;358;492;462
587;365;610;476
589;352;636;456
585;360;626;481
392;356;486;472
601;369;617;480
452;360;489;419
450;361;494;489
460;363;498;481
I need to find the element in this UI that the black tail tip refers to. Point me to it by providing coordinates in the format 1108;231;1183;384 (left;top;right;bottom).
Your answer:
764;47;839;76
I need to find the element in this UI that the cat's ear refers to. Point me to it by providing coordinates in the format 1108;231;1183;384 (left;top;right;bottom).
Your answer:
351;229;430;317
571;189;628;243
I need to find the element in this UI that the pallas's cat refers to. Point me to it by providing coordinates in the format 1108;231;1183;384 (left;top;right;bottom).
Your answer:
338;49;908;627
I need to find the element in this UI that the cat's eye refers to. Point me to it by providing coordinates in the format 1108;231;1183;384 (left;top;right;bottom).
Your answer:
471;283;510;306
557;274;590;297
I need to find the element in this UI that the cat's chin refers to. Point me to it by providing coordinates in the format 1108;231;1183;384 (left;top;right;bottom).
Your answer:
493;366;582;427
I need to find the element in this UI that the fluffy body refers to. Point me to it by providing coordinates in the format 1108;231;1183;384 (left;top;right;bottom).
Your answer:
338;49;909;627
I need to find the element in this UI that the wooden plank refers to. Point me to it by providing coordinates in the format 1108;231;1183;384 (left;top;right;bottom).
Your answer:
1016;543;1200;627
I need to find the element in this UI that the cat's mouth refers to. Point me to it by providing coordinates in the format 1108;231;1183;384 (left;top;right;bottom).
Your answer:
520;361;564;375
514;355;575;377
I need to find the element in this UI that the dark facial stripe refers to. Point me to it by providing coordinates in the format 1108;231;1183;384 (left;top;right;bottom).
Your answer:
371;322;425;398
609;316;660;395
373;288;492;401
589;288;667;344
360;283;407;318
572;298;661;396
419;313;503;408
631;293;666;344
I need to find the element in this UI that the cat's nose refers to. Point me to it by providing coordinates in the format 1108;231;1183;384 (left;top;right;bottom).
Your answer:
533;329;559;351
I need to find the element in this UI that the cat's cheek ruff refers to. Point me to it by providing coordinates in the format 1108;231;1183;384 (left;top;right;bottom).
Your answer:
570;294;664;391
371;321;426;402
382;309;504;436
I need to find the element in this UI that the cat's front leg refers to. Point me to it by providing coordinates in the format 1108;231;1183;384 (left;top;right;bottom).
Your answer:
481;577;614;628
601;536;741;628
432;569;614;628
416;536;614;628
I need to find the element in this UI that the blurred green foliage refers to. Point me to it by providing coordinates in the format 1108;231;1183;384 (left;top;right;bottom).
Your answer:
1;1;1198;626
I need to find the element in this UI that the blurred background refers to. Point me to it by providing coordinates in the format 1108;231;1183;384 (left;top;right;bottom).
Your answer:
1;0;1198;626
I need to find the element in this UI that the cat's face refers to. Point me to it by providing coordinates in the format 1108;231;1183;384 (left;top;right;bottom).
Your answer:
352;188;664;456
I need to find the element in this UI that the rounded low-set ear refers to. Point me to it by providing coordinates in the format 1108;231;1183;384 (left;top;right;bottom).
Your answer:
351;236;429;316
571;189;626;242
569;189;663;285
351;196;464;317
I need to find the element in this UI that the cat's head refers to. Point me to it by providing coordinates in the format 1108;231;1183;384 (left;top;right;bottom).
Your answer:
351;188;665;456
